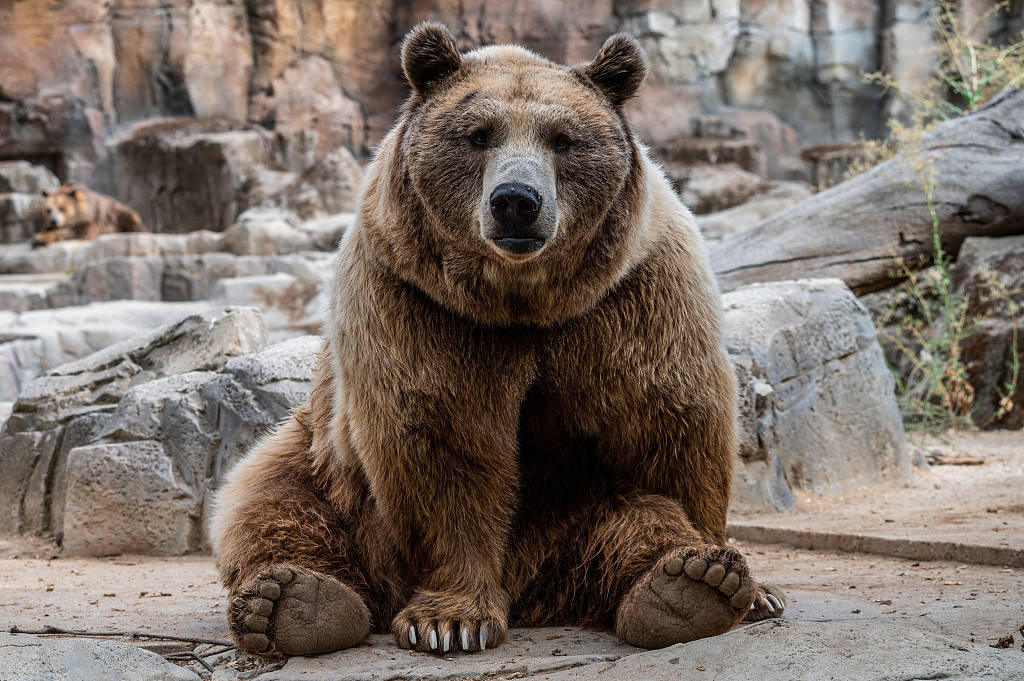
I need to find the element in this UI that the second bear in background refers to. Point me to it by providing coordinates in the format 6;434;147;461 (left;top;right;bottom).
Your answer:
35;183;147;247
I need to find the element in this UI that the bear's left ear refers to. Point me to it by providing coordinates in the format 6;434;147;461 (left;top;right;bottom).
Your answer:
579;34;647;106
401;22;462;98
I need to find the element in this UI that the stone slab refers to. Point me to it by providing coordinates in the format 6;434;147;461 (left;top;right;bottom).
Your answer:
0;632;199;681
531;619;1024;681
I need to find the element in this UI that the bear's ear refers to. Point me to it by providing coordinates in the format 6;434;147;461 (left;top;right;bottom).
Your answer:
580;34;647;106
69;187;82;200
401;22;462;98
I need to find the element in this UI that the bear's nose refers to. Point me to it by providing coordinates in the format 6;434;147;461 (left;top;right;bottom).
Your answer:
489;183;542;232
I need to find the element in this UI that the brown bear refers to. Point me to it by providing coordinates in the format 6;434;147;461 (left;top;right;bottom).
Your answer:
210;23;785;659
34;183;147;247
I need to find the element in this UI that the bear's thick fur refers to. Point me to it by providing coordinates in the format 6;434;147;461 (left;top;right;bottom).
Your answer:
211;24;784;659
35;183;147;247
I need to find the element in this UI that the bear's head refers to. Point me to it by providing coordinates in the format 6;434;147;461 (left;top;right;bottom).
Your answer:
41;184;90;230
365;23;650;325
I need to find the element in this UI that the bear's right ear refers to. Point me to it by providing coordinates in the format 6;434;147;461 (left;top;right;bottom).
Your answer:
580;34;647;106
401;22;462;98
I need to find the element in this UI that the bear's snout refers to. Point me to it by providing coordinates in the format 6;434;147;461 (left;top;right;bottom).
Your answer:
489;183;546;254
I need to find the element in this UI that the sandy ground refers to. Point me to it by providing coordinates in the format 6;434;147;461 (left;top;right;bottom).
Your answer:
731;430;1024;564
1;431;1022;677
2;541;1021;650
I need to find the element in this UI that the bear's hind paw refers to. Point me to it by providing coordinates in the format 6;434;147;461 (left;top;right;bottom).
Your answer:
615;545;758;649
228;564;370;658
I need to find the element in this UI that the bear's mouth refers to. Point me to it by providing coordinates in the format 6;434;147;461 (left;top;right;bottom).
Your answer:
491;237;546;255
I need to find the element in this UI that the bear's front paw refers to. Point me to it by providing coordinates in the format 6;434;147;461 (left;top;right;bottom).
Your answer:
392;588;508;654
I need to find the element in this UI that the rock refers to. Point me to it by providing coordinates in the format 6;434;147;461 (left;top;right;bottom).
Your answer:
275;147;364;219
59;335;320;556
263;627;637;681
219;208;314;256
531;619;1023;681
724;279;910;511
698;183;814;241
182;0;252;122
108;120;317;234
656;138;765;177
0;193;45;244
0;306;267;536
249;55;366;157
298;213;355;251
0;231;222;275
0;321;321;556
212;273;328;340
0;632;199;681
0;273;73;313
0;161;60;194
0;1;1017;185
677;164;772;214
0;300;223;404
63;440;198;556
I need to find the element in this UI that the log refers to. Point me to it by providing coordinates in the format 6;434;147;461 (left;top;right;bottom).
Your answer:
709;88;1024;294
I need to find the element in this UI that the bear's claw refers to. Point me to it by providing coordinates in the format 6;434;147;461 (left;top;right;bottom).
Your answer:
744;583;787;621
392;589;506;654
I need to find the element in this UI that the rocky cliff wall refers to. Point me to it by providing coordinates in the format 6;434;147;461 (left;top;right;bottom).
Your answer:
2;1;1019;186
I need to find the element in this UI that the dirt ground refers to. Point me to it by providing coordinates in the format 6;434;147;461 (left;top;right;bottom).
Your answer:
2;541;1021;649
1;431;1022;678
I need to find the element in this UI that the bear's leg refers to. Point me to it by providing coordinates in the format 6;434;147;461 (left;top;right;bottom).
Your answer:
508;490;764;648
213;417;373;658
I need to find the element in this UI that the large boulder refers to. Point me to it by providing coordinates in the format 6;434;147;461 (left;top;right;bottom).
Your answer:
58;334;321;556
107;119;318;234
0;307;267;538
1;313;321;556
677;164;772;214
724;279;910;512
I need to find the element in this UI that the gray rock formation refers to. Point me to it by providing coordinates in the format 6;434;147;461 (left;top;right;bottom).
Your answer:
0;633;199;681
0;300;220;403
724;279;910;512
0;307;268;539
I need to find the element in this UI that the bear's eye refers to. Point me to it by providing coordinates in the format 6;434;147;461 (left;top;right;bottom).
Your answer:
551;134;572;152
469;129;490;149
